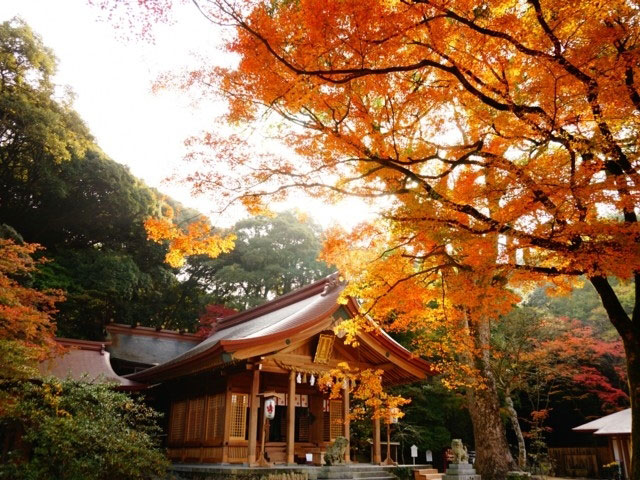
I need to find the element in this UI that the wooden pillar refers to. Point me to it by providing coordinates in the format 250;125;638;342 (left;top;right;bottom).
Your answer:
373;416;382;464
287;370;296;464
247;368;260;465
383;421;393;465
343;381;351;463
222;387;232;463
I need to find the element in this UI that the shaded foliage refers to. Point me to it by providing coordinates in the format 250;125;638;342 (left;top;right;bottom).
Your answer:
0;379;168;480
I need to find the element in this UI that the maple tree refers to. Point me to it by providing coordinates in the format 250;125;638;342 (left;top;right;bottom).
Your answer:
491;307;628;469
144;212;235;268
0;238;62;374
94;0;640;477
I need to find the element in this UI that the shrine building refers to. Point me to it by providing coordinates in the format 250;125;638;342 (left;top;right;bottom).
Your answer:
45;273;433;466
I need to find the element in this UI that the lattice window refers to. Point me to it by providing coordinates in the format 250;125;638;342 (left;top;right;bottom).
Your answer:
185;397;205;442
296;408;310;442
323;411;330;442
169;400;187;445
205;393;225;441
329;400;344;440
230;393;248;440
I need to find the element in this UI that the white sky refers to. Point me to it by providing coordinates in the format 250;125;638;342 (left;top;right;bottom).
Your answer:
0;0;374;230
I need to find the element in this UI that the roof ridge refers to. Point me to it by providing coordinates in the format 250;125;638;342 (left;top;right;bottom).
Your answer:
214;272;341;333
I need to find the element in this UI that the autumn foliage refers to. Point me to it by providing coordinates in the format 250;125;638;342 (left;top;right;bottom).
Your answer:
144;208;235;268
319;362;410;423
94;0;640;478
0;240;62;365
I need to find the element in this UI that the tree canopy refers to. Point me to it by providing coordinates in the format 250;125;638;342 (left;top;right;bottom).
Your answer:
186;211;331;311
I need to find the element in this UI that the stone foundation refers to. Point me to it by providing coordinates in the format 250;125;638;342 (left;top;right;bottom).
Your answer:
442;463;481;480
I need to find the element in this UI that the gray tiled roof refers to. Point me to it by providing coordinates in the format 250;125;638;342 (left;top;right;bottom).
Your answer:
127;276;345;381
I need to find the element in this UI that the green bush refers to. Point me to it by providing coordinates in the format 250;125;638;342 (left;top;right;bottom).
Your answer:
0;378;169;480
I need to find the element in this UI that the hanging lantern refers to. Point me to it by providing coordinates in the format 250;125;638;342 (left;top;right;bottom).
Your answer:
264;396;277;420
296;372;302;384
310;374;316;386
259;391;281;420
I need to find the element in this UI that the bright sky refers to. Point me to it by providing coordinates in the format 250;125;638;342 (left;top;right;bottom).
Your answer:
0;0;374;230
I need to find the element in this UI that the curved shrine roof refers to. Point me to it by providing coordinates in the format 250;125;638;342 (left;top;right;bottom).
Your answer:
39;338;144;390
128;273;432;384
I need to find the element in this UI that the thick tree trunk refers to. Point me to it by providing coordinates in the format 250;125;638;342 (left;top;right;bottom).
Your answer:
466;317;516;480
467;385;515;480
505;393;527;470
591;276;639;480
625;339;640;480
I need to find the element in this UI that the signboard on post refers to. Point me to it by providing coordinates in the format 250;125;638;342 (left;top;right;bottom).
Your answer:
426;450;433;463
410;445;418;465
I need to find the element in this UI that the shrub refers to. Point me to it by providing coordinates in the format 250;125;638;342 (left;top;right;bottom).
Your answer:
0;378;169;480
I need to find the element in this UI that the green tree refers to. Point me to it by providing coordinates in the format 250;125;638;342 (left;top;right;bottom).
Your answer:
0;19;217;337
187;211;331;311
0;18;91;205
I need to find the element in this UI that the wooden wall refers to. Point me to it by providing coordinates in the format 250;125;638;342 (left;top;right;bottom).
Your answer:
548;446;614;478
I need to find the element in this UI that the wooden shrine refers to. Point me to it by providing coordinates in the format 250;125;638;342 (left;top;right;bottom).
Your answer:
124;273;432;465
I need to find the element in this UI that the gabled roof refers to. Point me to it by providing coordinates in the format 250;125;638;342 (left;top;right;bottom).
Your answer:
573;408;631;436
128;273;432;384
39;338;144;390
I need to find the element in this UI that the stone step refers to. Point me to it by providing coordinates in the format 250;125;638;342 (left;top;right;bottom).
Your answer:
318;475;397;480
317;467;399;480
351;469;396;474
414;467;443;480
352;475;397;479
356;477;396;480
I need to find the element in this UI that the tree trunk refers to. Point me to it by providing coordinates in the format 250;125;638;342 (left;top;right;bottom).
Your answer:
590;276;639;480
625;338;640;480
505;393;527;470
466;317;516;480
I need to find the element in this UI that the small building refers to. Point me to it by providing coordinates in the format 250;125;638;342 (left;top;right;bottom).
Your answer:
573;408;631;479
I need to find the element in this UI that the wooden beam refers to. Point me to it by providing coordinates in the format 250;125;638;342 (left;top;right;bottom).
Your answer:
251;359;288;374
268;353;382;372
231;316;335;360
287;370;296;464
343;381;350;463
247;368;260;465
